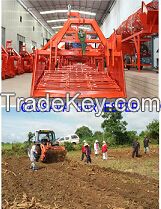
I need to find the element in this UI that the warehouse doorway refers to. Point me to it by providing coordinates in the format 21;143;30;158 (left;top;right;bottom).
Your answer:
17;34;25;53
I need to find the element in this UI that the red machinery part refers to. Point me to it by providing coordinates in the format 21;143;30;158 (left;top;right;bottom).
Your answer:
20;44;33;73
40;143;66;162
1;42;16;79
1;40;28;80
4;40;25;78
6;40;25;75
1;46;8;80
31;12;126;98
116;1;158;39
116;1;158;71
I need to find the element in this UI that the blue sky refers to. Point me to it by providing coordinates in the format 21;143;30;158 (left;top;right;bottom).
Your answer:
1;108;159;142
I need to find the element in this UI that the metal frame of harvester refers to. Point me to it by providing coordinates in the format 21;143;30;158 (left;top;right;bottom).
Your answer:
116;1;158;72
31;10;126;98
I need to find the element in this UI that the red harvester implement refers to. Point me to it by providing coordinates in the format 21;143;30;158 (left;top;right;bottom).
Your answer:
116;1;158;71
1;46;8;80
31;11;126;98
6;40;24;76
1;40;24;79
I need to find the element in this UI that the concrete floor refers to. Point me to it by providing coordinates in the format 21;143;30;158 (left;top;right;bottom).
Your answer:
2;73;32;105
125;69;158;99
1;69;159;105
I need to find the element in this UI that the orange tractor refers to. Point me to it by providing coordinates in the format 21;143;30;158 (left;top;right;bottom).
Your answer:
34;130;66;163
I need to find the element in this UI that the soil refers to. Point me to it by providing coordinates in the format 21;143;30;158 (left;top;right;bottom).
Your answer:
2;156;159;209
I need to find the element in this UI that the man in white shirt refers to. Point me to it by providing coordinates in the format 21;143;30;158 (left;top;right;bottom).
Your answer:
94;140;99;157
28;141;38;171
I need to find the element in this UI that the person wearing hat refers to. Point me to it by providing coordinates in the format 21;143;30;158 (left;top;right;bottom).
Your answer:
84;143;91;163
102;141;108;160
94;140;100;157
81;140;86;161
28;141;39;171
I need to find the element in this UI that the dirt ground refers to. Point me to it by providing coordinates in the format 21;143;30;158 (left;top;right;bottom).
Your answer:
2;155;159;209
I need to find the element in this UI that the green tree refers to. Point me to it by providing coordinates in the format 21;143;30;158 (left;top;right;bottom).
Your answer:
27;132;35;144
101;111;128;145
139;130;146;138
75;126;93;141
146;119;159;144
93;131;104;142
139;130;148;140
125;130;138;144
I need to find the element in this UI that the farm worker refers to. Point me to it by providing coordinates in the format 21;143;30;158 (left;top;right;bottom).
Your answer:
94;140;99;157
81;140;86;161
28;142;38;171
102;141;108;160
143;137;150;154
132;139;140;158
84;143;91;163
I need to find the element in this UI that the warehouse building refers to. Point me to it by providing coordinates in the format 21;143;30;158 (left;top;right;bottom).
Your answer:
1;0;159;100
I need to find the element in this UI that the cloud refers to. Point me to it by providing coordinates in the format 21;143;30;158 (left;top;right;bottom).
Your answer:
123;110;159;133
2;108;159;142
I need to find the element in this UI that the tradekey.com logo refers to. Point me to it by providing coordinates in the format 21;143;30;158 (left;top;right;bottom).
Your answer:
0;92;160;117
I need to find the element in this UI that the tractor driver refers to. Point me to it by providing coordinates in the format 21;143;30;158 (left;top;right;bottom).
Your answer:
41;135;51;147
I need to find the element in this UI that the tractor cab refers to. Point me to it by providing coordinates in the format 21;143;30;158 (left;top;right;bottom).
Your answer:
35;130;57;145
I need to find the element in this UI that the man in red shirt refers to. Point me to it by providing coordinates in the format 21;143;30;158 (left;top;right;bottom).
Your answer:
102;141;108;160
81;140;86;161
84;143;92;163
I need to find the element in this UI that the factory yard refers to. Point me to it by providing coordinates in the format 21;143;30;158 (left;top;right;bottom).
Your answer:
2;147;159;209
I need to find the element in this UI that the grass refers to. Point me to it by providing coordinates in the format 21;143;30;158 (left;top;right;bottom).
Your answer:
68;145;159;180
2;142;28;156
2;143;13;150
